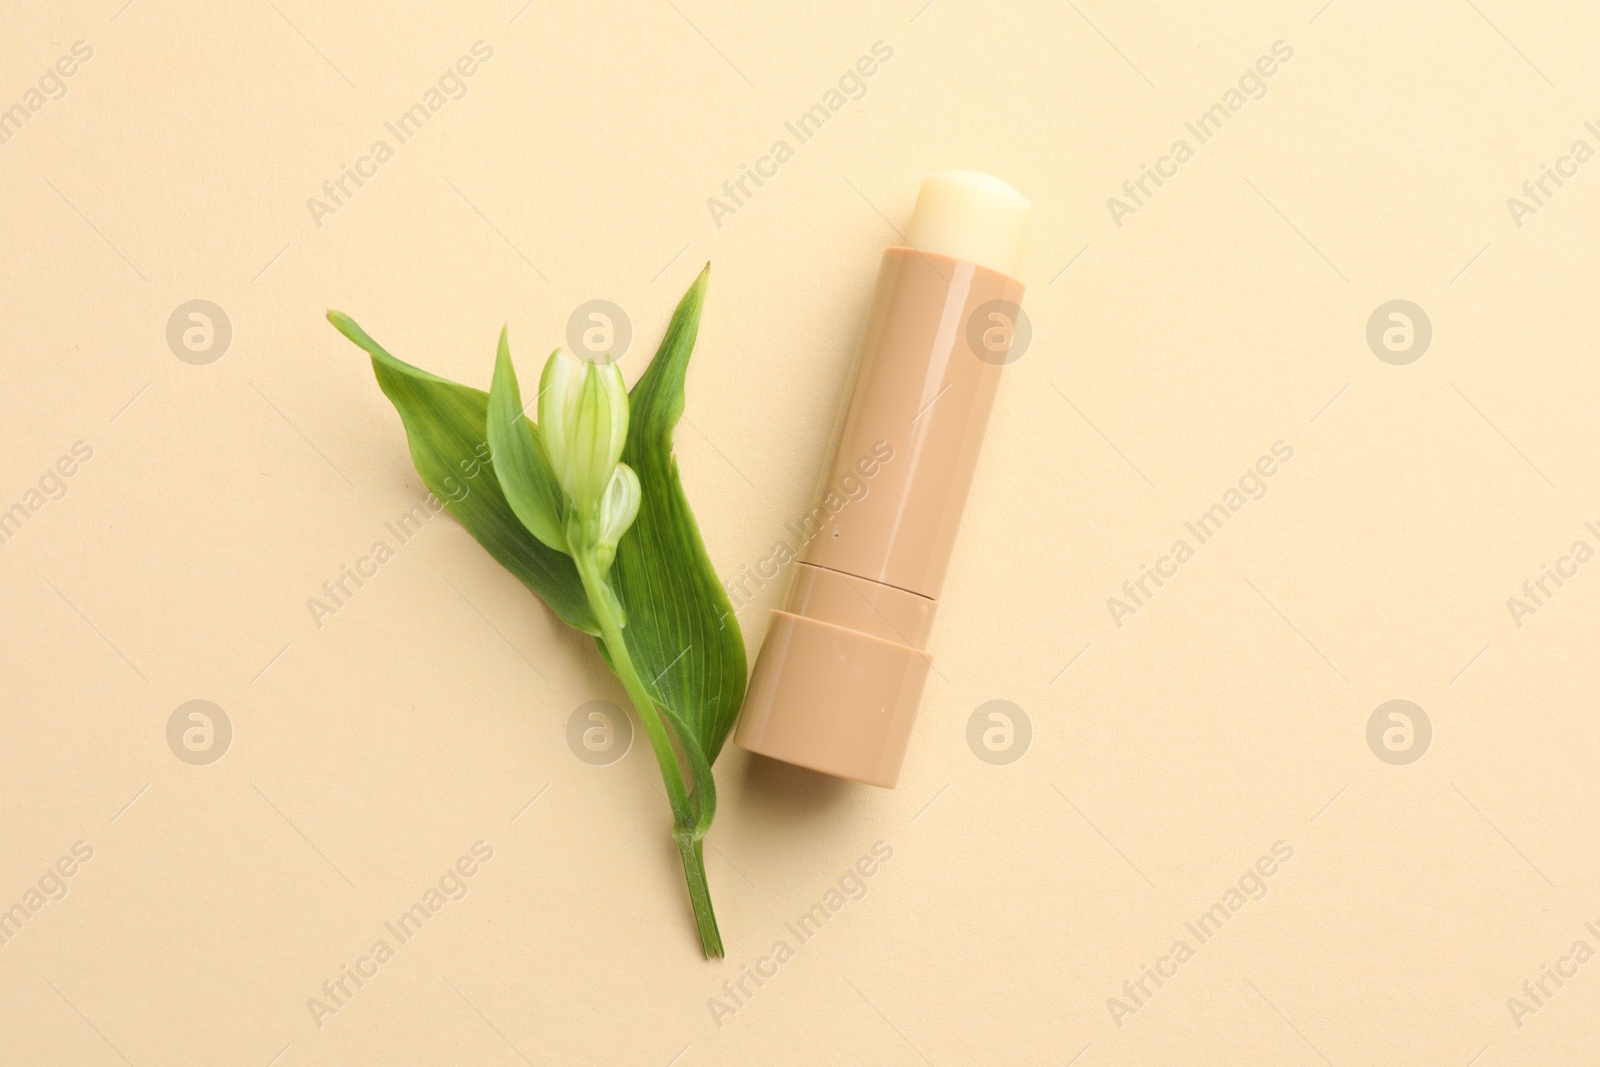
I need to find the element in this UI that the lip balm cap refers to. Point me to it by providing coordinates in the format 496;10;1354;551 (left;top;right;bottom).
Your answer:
904;170;1032;277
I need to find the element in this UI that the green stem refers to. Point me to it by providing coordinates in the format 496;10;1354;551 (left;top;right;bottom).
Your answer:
676;834;722;957
573;550;723;958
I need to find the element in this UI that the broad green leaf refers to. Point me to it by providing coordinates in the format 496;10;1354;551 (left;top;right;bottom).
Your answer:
327;311;598;635
486;330;567;554
609;265;747;763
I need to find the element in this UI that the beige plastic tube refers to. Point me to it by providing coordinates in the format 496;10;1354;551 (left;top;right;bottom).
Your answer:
734;171;1031;787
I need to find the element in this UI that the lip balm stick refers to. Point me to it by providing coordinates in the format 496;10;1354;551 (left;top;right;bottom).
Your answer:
734;171;1031;788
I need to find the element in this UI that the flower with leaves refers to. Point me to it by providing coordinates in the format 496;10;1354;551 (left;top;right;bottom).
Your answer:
328;267;742;956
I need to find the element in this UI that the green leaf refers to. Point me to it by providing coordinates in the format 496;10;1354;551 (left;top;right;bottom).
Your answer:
486;330;568;555
327;311;599;635
608;265;748;763
657;698;717;838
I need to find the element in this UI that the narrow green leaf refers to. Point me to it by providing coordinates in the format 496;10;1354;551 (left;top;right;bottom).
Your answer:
609;265;748;762
486;330;567;555
328;311;598;635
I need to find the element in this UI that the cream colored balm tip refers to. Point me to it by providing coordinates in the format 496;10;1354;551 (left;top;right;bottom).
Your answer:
904;170;1032;277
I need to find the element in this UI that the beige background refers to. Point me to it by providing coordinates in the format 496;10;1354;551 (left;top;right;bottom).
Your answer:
3;0;1598;1063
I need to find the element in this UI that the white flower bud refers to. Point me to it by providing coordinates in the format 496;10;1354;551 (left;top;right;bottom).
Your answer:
598;463;641;545
538;348;630;517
